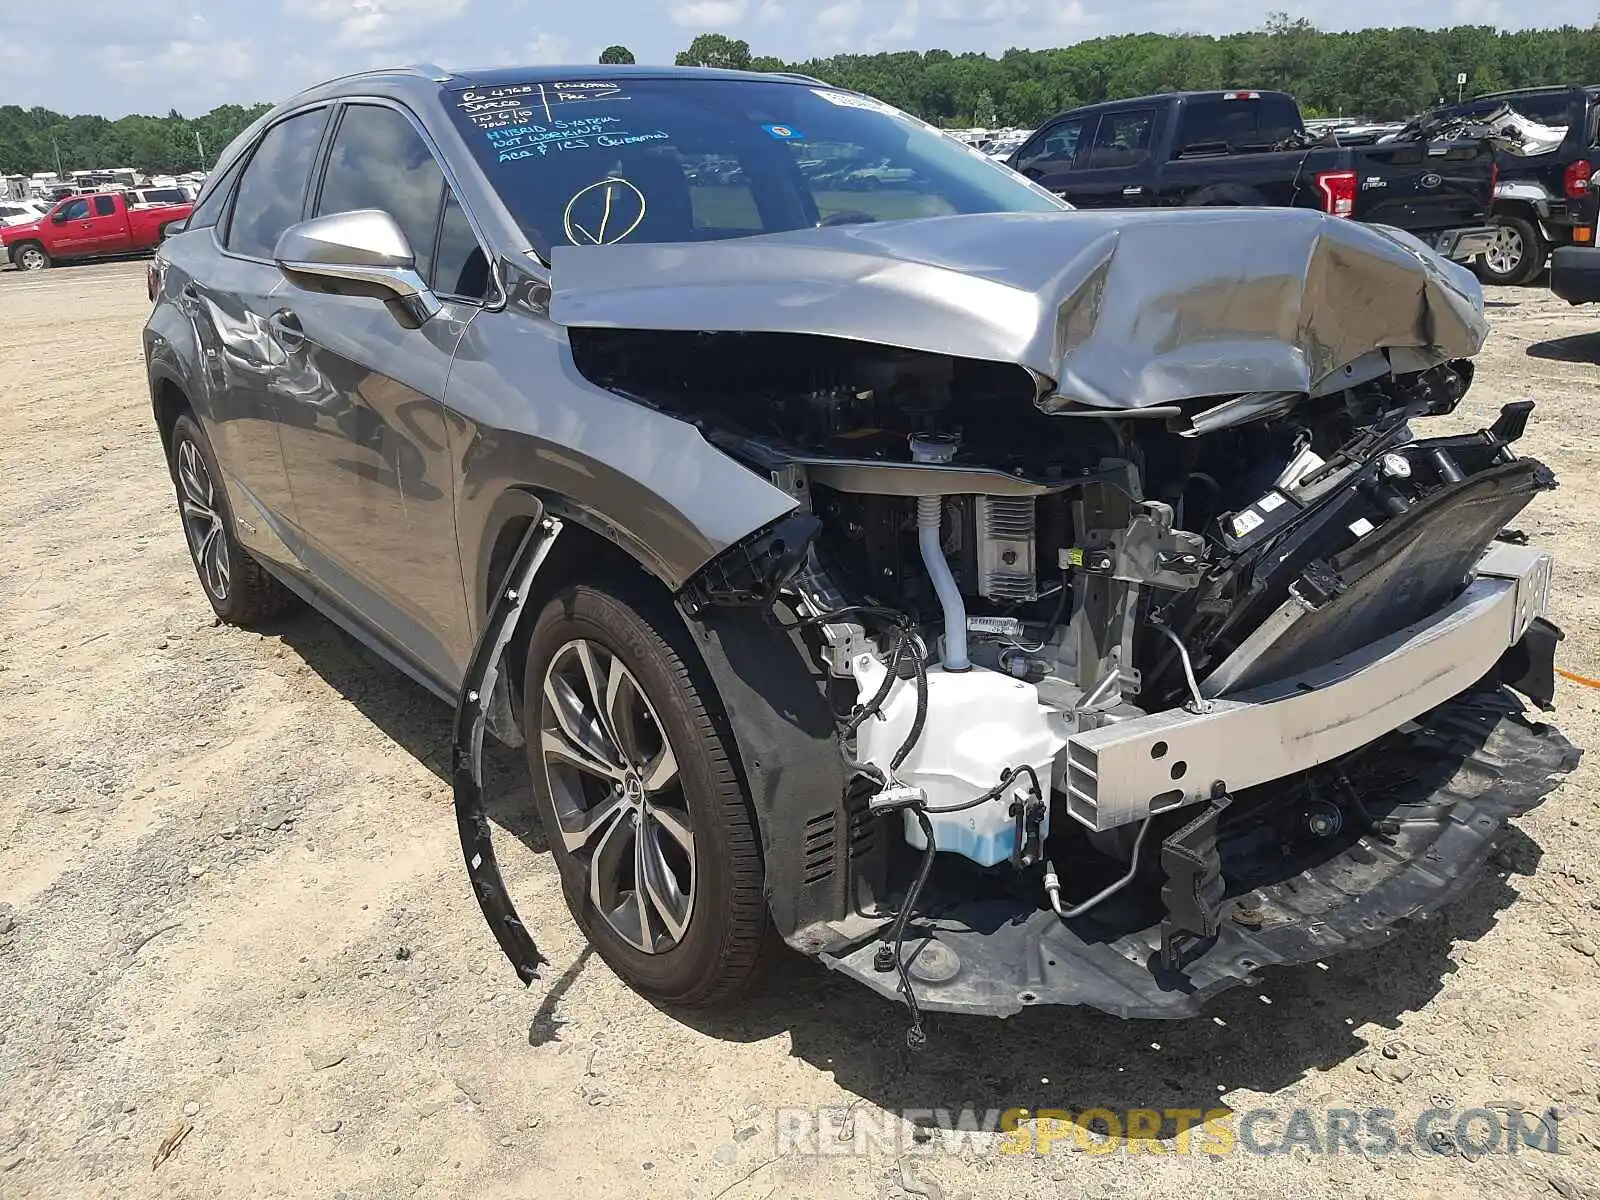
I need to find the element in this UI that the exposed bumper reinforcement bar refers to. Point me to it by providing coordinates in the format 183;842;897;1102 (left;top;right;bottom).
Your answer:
1065;543;1553;831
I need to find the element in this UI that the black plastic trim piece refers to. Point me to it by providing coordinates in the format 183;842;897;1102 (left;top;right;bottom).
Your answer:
454;515;563;984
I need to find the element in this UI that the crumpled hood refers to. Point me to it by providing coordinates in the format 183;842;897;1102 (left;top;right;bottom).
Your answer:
547;207;1487;410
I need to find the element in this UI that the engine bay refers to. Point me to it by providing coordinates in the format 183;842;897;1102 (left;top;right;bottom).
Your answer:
559;323;1567;1033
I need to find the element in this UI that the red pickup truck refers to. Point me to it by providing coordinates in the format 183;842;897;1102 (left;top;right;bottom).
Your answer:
1;190;192;271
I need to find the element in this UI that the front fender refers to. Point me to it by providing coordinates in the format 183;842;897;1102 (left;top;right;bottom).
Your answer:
443;297;799;632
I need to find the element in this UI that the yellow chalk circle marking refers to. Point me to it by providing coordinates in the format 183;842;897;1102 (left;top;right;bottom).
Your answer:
563;177;646;246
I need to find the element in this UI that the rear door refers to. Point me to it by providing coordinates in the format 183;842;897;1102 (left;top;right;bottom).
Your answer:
84;194;129;252
268;99;480;683
1065;107;1163;208
1011;114;1094;200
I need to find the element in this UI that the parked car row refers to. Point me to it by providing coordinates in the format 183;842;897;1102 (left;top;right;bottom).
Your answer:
0;189;193;271
1004;89;1499;263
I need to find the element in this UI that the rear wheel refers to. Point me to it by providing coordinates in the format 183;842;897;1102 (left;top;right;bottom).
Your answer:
1478;214;1545;286
12;242;49;271
167;414;297;626
522;582;769;1006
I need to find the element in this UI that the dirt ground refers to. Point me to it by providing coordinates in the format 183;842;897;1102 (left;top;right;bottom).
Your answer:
2;258;1600;1200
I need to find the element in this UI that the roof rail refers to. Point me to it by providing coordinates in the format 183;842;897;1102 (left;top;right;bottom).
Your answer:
770;71;824;85
407;62;454;82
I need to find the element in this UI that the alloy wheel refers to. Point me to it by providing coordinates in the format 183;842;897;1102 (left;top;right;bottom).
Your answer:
16;247;46;271
175;438;231;601
1483;225;1525;277
540;638;695;954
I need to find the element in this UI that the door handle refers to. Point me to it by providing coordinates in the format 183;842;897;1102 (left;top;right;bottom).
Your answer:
269;309;305;352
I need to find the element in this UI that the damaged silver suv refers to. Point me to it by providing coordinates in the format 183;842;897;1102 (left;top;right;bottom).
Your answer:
145;64;1578;1038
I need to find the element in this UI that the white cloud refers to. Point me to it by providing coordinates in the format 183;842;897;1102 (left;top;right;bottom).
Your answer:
818;0;861;29
157;40;255;78
669;0;747;27
282;0;469;48
526;31;573;63
756;1;784;20
884;0;921;41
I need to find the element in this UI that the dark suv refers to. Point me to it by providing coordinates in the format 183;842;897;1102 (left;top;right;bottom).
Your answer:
146;64;1574;1031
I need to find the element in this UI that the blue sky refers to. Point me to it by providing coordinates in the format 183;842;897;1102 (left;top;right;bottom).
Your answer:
0;0;1570;118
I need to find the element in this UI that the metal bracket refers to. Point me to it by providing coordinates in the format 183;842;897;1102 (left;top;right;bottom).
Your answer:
1061;501;1206;591
1157;788;1232;978
454;516;564;985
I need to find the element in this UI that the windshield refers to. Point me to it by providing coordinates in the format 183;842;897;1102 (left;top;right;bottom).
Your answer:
446;76;1066;257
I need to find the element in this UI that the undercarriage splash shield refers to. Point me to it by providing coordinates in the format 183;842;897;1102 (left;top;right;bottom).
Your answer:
821;690;1578;1018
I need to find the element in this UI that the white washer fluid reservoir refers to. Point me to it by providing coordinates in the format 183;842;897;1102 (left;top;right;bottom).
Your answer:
850;654;1069;867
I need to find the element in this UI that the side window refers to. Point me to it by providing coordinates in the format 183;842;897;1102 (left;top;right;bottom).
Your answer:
1087;109;1156;169
433;187;489;300
59;198;90;221
225;108;329;258
185;155;247;230
93;195;116;216
315;104;444;285
1015;117;1089;175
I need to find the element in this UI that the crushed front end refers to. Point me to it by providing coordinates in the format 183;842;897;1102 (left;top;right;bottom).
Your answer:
555;214;1580;1028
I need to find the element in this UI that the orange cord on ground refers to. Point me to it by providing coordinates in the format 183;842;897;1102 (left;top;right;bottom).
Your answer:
1557;667;1600;689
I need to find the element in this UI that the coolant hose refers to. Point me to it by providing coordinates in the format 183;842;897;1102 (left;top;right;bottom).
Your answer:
916;495;969;671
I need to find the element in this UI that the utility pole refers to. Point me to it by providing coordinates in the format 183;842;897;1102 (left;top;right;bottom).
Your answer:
195;130;206;168
52;137;63;178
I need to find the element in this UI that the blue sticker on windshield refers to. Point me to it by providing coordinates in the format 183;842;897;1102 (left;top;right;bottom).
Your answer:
763;123;803;140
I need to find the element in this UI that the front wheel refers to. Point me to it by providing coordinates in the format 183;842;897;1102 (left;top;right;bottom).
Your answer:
1477;214;1545;286
522;582;769;1006
167;414;297;626
12;242;49;271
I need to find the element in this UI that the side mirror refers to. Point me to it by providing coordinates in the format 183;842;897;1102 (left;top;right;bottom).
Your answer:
273;209;440;329
51;210;68;223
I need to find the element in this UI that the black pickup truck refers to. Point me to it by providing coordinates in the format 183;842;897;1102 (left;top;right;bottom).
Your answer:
1008;89;1498;263
1420;85;1599;285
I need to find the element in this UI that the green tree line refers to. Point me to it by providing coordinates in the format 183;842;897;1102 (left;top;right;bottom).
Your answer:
7;17;1599;176
676;18;1600;124
0;104;271;177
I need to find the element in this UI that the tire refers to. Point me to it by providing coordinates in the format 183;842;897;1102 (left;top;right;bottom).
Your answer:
1477;214;1545;286
12;242;49;271
166;414;297;626
522;581;769;1007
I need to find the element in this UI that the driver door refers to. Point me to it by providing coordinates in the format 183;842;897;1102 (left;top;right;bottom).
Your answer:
47;197;96;253
1012;115;1093;201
